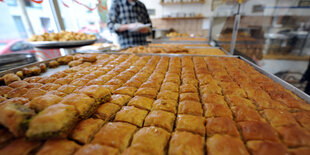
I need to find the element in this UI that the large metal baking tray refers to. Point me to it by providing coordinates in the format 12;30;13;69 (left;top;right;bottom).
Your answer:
0;53;308;103
28;39;97;49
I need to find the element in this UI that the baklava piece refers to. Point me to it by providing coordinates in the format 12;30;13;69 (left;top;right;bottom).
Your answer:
74;144;119;155
289;147;310;155
246;140;288;155
37;76;57;84
140;80;161;90
179;93;200;102
113;87;137;97
206;117;240;137
24;82;43;89
127;96;154;111
0;102;35;137
152;99;177;114
70;118;104;144
203;103;233;118
231;106;265;122
160;82;179;92
60;93;96;118
8;80;28;88
37;139;80;155
206;134;249;155
0;138;41;155
114;106;148;127
46;90;67;97
221;83;247;97
261;109;297;127
7;87;28;98
123;79;144;88
163;76;180;85
180;84;197;93
157;90;179;101
201;93;226;105
275;124;310;147
168;131;204;155
22;88;47;100
293;111;310;132
225;95;256;109
70;78;90;87
92;122;137;151
102;85;120;92
40;83;61;91
178;101;203;116
57;55;74;65
23;76;43;83
144;110;175;132
109;94;131;107
26;103;78;140
197;75;214;86
182;78;198;88
105;79;124;87
200;83;222;95
79;85;111;104
94;102;121;122
3;73;21;85
57;84;77;94
48;60;60;68
175;114;205;136
238;121;280;142
29;94;62;112
16;71;24;79
124;126;170;155
0;86;13;97
1;97;29;105
135;87;158;99
86;78;105;86
54;77;73;85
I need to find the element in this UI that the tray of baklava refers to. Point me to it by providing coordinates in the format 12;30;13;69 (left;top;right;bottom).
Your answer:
0;53;310;155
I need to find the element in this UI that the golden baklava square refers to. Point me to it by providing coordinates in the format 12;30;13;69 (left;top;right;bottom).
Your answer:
178;101;203;116
238;121;280;142
29;94;62;112
94;102;120;122
144;110;175;132
231;106;265;122
168;131;204;155
206;134;249;155
74;144;119;155
206;117;240;137
175;114;205;136
179;93;200;102
203;103;232;118
134;87;158;99
113;87;137;97
92;122;137;151
70;118;104;144
124;126;170;155
127;96;154;111
157;90;179;101
246;141;288;155
109;94;131;107
152;99;177;114
36;139;81;155
114;106;148;127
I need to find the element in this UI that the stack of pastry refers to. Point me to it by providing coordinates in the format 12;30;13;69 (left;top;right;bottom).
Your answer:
0;53;309;155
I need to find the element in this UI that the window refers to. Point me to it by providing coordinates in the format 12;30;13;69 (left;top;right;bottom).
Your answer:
12;16;27;38
6;0;17;6
10;41;33;52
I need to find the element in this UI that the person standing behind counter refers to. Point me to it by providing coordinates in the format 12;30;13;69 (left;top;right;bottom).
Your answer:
108;0;152;49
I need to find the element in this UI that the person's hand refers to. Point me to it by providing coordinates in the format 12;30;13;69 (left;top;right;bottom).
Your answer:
139;27;150;34
127;23;141;30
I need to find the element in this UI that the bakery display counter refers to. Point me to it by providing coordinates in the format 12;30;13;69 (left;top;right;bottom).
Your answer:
121;46;227;55
0;52;309;154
